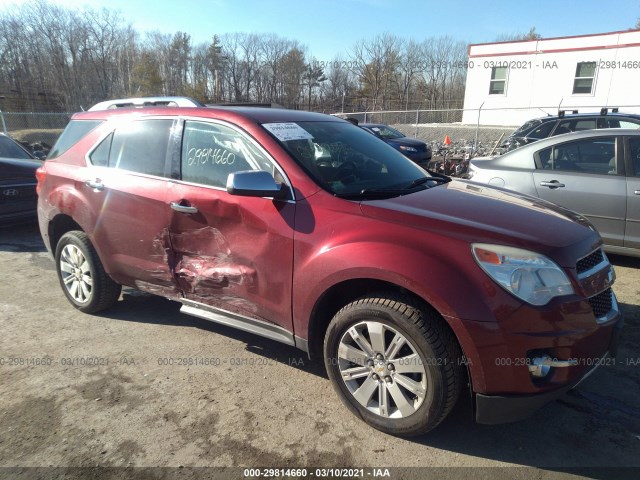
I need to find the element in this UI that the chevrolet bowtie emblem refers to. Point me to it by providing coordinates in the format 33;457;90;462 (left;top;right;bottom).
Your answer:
3;189;18;197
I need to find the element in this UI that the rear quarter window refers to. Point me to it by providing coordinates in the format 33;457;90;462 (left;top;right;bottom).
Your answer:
48;120;103;159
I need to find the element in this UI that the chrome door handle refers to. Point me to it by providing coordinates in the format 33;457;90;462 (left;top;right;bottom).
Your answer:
170;202;198;214
539;181;565;188
85;179;104;191
635;190;640;195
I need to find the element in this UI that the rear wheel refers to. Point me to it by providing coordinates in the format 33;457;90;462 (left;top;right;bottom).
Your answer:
324;293;463;436
55;231;121;313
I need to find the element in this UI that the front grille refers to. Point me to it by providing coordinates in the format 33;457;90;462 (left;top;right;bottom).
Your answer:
577;249;604;275
589;288;613;319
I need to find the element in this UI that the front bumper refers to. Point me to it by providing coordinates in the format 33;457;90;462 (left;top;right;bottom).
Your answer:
475;314;623;424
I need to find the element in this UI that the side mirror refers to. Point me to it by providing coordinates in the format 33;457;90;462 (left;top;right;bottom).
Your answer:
226;170;286;199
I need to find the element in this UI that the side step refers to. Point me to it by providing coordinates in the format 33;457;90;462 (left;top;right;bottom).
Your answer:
179;300;296;347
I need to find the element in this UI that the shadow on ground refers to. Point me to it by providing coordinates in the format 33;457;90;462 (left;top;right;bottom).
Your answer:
0;222;45;252
102;288;640;477
609;254;640;269
106;288;327;379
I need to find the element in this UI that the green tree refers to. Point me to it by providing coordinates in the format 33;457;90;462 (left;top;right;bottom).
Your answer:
131;51;163;96
207;35;225;102
305;61;326;110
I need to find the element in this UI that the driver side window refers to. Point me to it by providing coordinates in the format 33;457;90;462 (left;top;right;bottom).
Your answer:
180;121;276;188
537;137;617;174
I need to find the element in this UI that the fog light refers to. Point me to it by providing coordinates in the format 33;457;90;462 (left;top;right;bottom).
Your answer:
528;355;552;378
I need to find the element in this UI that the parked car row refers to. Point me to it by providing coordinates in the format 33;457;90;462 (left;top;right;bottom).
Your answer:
35;97;621;436
500;109;640;152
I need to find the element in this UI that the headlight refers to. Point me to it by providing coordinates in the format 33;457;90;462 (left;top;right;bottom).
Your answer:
472;243;574;306
399;145;418;153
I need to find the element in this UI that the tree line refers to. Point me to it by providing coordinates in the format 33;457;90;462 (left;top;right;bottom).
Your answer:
0;0;473;113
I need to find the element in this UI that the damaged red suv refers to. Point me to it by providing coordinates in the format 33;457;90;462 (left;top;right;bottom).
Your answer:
37;97;622;436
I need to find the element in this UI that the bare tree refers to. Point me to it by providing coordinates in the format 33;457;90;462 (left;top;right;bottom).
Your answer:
350;33;402;111
0;0;472;113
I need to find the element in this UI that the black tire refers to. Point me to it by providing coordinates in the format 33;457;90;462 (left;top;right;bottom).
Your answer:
324;293;463;436
54;230;121;313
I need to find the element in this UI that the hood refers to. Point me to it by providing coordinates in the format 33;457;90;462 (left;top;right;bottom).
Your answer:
359;180;601;267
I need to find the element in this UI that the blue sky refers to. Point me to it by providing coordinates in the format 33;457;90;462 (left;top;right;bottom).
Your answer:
3;0;639;59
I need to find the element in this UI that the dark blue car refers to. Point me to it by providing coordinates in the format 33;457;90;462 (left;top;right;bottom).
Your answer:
360;123;431;164
0;133;42;225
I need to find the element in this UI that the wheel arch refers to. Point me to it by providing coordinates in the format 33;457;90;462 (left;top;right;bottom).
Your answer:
48;214;83;252
307;278;464;363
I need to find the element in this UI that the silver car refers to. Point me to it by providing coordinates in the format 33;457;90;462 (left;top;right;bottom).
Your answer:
467;129;640;258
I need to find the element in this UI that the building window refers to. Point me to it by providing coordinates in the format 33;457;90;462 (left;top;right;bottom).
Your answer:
489;66;507;95
572;62;596;94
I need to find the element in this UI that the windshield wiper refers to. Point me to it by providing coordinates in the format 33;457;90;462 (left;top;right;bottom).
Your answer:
336;174;451;200
404;175;450;189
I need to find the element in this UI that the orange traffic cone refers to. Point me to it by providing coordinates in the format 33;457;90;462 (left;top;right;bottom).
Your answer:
444;135;452;145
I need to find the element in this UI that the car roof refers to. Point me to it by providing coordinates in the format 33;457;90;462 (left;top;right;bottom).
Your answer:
528;112;640;123
360;123;386;128
72;106;342;125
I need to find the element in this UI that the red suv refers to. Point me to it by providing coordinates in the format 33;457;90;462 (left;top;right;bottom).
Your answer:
37;97;622;436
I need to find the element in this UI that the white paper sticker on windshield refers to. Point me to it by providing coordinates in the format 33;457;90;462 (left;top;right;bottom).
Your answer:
263;123;313;141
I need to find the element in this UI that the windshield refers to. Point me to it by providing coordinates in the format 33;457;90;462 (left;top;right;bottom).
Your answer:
263;121;433;198
366;125;405;139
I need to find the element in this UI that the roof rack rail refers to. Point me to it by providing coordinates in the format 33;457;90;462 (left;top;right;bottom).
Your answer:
600;107;619;115
88;96;204;111
558;109;579;118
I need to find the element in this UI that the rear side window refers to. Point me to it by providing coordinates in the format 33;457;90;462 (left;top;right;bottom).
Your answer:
600;118;640;129
553;119;597;136
88;119;173;177
48;120;102;159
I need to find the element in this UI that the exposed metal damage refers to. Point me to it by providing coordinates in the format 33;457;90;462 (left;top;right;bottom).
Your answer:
151;226;258;303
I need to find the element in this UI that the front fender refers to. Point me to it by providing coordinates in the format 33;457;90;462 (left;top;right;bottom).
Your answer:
296;239;506;373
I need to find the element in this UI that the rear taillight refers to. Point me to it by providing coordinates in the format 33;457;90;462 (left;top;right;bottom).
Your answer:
35;166;46;195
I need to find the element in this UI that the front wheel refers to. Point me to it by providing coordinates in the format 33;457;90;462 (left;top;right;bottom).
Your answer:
55;231;121;313
324;294;463;436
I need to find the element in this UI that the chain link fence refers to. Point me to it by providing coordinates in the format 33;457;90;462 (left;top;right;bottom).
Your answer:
338;108;518;160
0;111;71;154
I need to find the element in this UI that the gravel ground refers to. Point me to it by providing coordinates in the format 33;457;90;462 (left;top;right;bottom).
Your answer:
0;223;639;480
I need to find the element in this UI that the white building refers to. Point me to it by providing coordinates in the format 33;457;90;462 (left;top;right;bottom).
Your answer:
461;29;640;126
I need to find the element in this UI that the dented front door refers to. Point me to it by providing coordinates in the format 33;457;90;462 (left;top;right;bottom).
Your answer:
166;120;296;331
